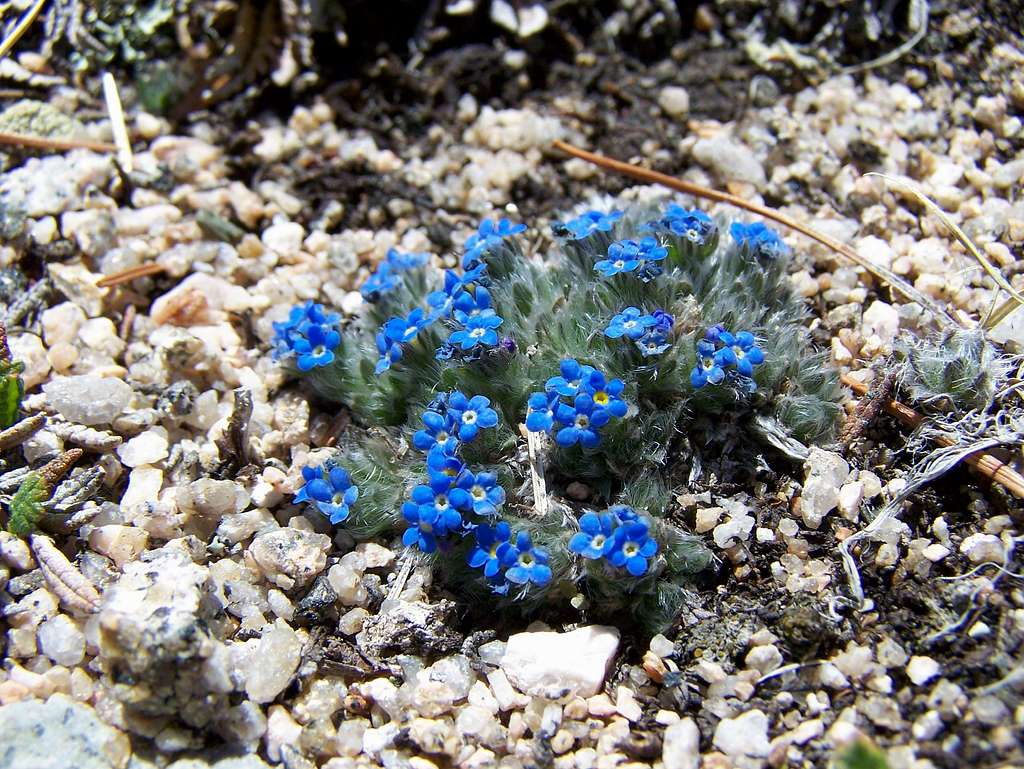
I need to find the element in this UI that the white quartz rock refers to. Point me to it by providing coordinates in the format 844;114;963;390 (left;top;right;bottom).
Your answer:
499;625;620;698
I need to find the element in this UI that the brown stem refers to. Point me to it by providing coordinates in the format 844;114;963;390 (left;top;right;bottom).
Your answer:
95;263;166;288
0;131;117;154
841;373;1024;498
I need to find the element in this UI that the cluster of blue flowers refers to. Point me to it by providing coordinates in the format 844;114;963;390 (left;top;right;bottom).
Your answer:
690;325;767;389
526;359;628;448
272;300;342;371
463;218;526;270
595;236;668;282
569;505;659;577
376;219;524;374
730;221;790;261
294;464;359;524
646;205;717;247
552;209;623;241
360;248;431;302
604;307;675;357
402;391;552;591
468;526;552;588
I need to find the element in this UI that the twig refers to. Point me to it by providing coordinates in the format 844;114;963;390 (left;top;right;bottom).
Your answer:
551;140;958;328
839;370;897;446
102;72;134;172
841;373;1024;498
0;0;47;60
95;262;166;288
0;130;117;153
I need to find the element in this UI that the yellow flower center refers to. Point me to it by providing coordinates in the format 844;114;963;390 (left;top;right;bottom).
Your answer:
593;391;610;406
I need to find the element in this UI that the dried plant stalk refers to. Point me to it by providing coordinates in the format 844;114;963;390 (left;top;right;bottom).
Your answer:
95;263;166;288
842;373;1024;498
31;533;101;614
0;412;45;451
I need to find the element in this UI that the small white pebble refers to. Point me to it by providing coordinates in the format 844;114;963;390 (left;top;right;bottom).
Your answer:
906;656;940;686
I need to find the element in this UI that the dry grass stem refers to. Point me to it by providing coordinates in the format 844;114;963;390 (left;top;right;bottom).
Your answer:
102;72;135;172
865;172;1024;331
0;0;46;60
95;262;167;288
0;130;118;153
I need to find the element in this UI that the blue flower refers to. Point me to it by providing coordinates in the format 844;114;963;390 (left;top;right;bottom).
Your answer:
725;330;766;376
384;307;427;345
596;237;668;279
401;498;461;554
609;519;658;577
605;307;657;340
449;314;503;351
661;205;716;245
454;470;505;516
704;324;728;345
568;512;616;560
375;331;403;374
581;371;627;418
446;392;499;441
554;393;611;448
360;248;431;301
463;218;526;268
525;391;560;433
545;358;596;397
453;286;495;324
413;410;459;452
292;324;340;371
426;442;465;484
608;504;640;524
411;474;468;524
272;300;341;369
594;240;642;277
690;340;730;388
652;310;675;333
730;221;790;260
554;209;623;240
468;521;513;577
636;331;672;357
294;465;358;525
691;326;766;386
498;531;552;586
427;270;468;320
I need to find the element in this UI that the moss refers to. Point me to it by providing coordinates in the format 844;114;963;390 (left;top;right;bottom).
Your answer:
0;101;83;138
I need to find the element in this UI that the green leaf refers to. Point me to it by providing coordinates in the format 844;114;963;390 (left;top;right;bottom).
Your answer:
0;359;24;429
7;473;46;537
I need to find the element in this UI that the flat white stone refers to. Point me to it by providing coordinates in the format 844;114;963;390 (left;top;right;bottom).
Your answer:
662;717;699;769
713;709;770;757
906;656;940;686
500;625;620;698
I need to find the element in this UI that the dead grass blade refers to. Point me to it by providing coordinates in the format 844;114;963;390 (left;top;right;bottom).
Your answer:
866;172;1024;331
0;0;46;60
0;130;117;153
